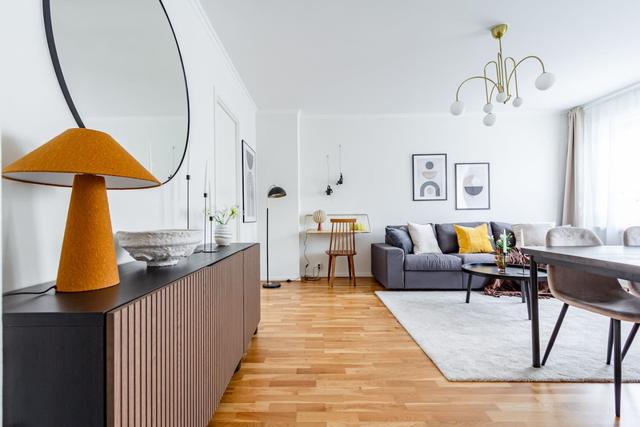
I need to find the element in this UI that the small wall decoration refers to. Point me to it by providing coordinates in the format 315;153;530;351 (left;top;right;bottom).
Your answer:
455;162;490;210
241;140;257;222
412;153;447;201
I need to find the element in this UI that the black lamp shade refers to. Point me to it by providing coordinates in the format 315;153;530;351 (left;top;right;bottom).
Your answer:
267;185;287;198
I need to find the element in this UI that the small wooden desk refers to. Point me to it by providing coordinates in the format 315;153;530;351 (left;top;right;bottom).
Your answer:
522;245;640;368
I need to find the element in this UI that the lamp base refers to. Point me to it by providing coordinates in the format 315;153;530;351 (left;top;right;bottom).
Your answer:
262;282;281;289
56;174;120;292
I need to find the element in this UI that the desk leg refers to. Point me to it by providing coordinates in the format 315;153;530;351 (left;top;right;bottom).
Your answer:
530;257;540;367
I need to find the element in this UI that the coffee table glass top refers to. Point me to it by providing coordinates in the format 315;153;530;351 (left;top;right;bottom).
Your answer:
462;263;547;280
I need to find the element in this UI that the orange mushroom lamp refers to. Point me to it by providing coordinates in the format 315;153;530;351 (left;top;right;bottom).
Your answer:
2;128;160;292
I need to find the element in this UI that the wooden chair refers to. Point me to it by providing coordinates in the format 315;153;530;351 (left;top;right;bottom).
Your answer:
326;218;357;287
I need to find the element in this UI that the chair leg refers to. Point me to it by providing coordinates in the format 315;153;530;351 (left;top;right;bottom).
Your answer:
613;318;622;418
622;323;639;361
329;256;336;287
542;303;569;366
523;280;531;321
350;256;357;286
327;255;333;281
347;256;352;280
607;318;614;365
520;281;526;303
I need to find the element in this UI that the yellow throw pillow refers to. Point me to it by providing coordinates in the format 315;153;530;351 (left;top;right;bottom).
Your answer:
454;224;494;254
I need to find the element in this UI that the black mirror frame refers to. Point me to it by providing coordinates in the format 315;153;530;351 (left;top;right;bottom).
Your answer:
42;0;191;184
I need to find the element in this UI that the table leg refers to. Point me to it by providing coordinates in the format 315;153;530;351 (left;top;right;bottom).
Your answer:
529;258;540;367
465;273;473;303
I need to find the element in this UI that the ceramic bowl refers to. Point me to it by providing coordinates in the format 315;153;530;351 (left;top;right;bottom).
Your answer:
116;229;202;267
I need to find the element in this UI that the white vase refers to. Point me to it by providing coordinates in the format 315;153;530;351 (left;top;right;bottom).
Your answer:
215;224;233;246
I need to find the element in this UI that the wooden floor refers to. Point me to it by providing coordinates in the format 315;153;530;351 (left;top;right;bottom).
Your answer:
210;277;640;426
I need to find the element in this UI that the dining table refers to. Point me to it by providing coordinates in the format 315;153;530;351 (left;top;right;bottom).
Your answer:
522;245;640;368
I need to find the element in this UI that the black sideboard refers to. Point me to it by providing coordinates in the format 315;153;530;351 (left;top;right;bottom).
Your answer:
3;243;260;427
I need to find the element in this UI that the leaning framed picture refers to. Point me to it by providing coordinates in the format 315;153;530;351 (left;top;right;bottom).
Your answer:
412;153;447;201
241;140;257;222
455;162;490;210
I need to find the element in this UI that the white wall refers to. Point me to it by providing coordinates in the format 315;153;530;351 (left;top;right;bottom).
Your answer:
1;0;257;291
298;112;567;277
257;111;301;281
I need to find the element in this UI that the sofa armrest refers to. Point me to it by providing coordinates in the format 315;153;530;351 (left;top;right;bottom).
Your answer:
371;243;405;289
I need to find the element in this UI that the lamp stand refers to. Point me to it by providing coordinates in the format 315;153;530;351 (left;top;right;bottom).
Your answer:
262;206;281;288
56;174;120;292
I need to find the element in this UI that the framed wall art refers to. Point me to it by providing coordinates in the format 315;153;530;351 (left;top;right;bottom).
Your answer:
412;153;447;201
455;162;490;210
241;140;257;222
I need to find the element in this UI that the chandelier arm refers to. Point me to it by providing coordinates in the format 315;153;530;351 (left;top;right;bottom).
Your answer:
504;57;519;97
455;76;498;102
506;55;546;91
483;61;499;103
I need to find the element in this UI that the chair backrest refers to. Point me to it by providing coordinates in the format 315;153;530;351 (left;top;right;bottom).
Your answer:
546;227;621;301
329;218;356;254
624;227;640;296
624;226;640;246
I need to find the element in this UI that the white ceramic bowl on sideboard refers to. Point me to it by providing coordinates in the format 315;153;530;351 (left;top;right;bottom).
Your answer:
116;229;202;267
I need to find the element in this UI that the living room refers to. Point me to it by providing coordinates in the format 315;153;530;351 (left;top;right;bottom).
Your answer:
2;0;640;425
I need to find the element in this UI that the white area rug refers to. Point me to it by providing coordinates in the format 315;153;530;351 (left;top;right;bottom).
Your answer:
376;291;640;382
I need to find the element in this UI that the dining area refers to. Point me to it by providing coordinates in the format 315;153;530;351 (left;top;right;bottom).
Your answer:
523;226;640;418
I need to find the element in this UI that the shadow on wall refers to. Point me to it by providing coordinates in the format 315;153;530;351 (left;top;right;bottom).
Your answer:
2;132;48;290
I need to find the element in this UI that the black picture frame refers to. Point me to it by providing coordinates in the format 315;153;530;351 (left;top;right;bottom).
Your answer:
454;162;491;210
412;153;448;201
241;140;257;223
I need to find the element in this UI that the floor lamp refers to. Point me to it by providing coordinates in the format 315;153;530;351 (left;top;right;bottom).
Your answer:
263;185;287;289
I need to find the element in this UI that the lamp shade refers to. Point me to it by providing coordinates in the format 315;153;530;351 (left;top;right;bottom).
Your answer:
2;128;159;189
267;185;287;198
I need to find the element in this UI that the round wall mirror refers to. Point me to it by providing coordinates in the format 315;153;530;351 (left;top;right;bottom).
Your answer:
43;0;190;184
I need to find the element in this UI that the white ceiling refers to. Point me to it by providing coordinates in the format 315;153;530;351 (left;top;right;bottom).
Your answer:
203;0;640;114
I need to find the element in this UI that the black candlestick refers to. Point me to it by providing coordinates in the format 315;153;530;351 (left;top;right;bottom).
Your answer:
186;174;191;229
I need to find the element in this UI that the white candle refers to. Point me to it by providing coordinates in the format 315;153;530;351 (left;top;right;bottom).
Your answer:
502;230;507;254
520;229;525;247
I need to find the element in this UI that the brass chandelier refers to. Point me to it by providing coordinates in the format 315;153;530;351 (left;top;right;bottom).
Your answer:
449;24;555;126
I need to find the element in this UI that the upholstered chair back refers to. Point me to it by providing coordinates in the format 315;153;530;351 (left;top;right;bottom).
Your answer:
624;226;640;246
545;227;622;303
624;227;640;296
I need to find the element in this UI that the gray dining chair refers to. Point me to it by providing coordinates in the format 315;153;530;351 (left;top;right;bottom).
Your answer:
542;227;640;417
607;227;640;363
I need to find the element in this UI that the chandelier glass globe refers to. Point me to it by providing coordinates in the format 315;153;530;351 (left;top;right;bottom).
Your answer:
512;96;524;107
483;113;496;127
535;72;555;91
450;100;465;115
482;103;493;113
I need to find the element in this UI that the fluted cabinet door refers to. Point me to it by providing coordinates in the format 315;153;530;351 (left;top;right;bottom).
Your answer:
243;244;261;351
106;248;257;426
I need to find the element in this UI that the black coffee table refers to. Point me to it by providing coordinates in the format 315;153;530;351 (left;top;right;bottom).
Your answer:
462;263;548;320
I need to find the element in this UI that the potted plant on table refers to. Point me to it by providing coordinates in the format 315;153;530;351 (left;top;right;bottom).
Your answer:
494;230;514;273
213;206;238;246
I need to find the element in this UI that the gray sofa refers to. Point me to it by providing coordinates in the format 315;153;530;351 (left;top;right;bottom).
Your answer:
371;221;513;290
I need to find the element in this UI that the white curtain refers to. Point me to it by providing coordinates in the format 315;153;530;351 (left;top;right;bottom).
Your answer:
577;86;640;243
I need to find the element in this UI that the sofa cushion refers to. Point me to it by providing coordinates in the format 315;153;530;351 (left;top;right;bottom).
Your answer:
435;222;491;253
404;254;462;271
490;221;514;243
454;224;494;253
407;222;442;254
452;253;496;264
385;226;413;254
513;222;555;246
